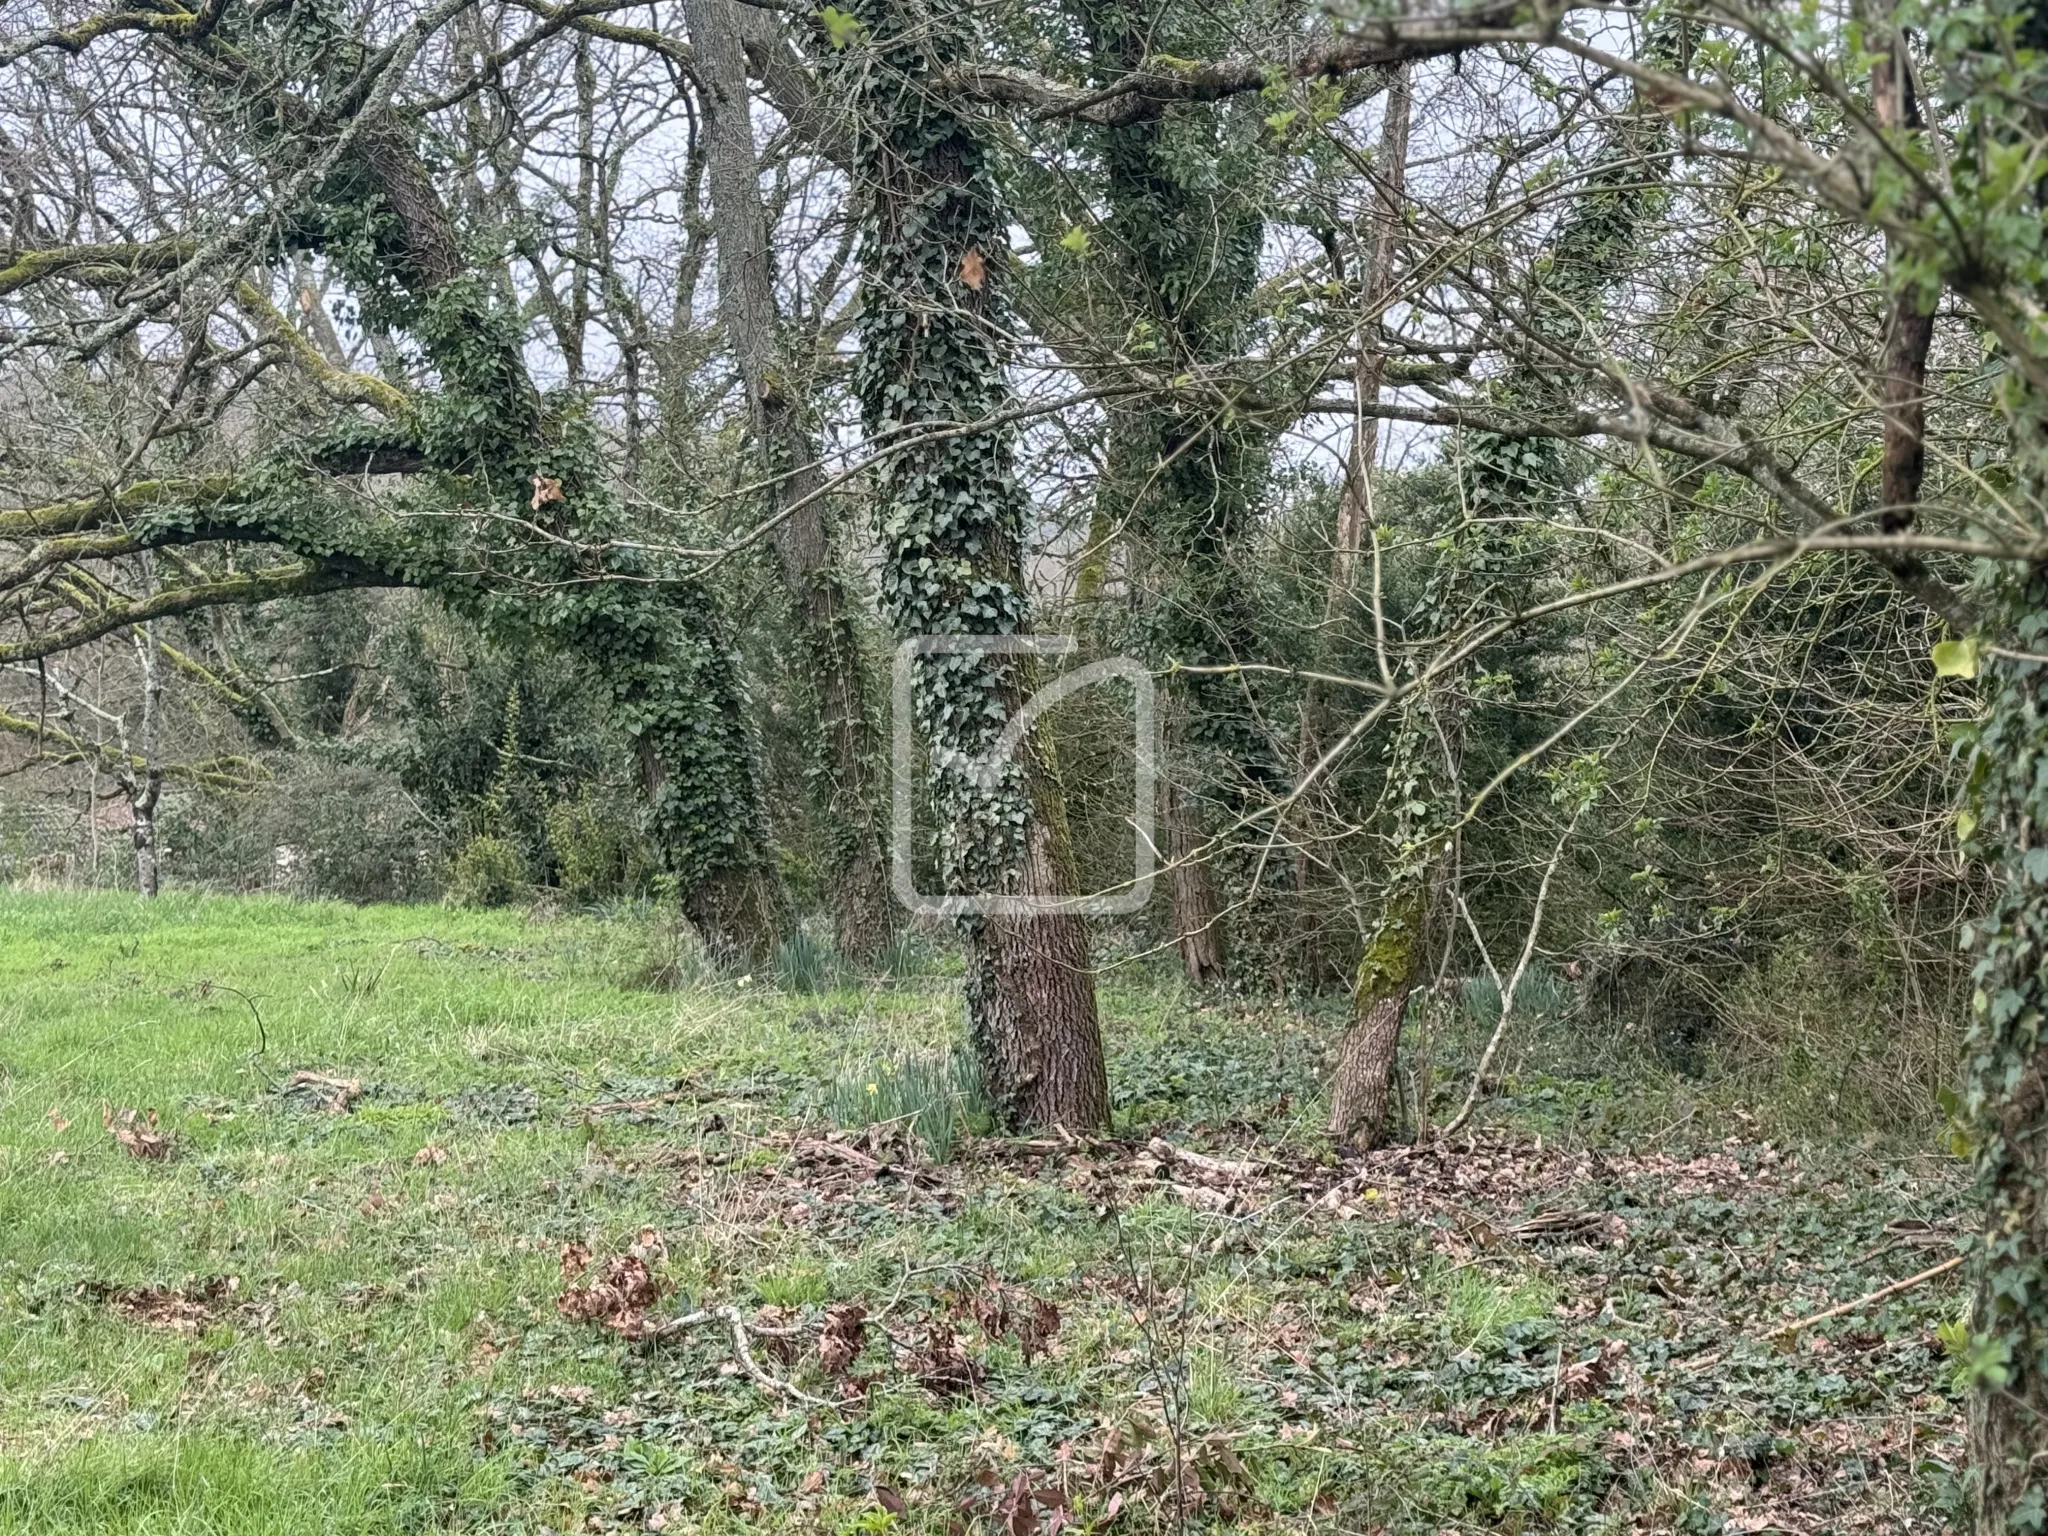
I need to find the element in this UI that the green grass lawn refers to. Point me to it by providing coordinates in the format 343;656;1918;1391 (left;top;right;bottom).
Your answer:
0;892;1972;1533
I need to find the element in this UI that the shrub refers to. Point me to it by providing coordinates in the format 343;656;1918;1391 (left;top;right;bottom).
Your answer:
447;835;527;908
545;791;654;905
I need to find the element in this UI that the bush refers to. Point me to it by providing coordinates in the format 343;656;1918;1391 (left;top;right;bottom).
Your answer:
164;755;444;903
1709;936;1958;1137
545;792;655;905
447;835;527;908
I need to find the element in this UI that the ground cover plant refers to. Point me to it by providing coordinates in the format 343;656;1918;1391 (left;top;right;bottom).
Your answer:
0;893;1971;1533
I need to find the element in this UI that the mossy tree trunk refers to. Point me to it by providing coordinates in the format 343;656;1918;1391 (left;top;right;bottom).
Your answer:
1327;884;1426;1145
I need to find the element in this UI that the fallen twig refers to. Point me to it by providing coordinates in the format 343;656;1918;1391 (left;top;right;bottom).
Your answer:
1681;1253;1966;1372
646;1304;834;1408
1764;1255;1965;1340
1145;1137;1264;1181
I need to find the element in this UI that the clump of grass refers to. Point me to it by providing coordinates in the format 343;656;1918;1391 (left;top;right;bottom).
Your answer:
1431;1266;1558;1355
1187;1344;1246;1426
774;930;836;994
822;1048;990;1163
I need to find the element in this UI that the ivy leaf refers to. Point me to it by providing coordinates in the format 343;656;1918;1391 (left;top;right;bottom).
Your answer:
819;6;863;48
958;247;986;290
1058;225;1091;256
1932;636;1979;679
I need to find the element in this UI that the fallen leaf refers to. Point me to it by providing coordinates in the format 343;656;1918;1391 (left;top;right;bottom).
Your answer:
413;1144;448;1167
530;474;564;510
557;1251;664;1336
959;247;986;290
102;1104;174;1161
46;1106;69;1133
819;1301;868;1376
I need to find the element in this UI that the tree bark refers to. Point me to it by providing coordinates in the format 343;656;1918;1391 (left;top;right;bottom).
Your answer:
130;767;162;898
1871;26;1933;535
965;742;1111;1129
851;1;1108;1130
1327;884;1426;1145
686;0;891;958
1163;773;1225;987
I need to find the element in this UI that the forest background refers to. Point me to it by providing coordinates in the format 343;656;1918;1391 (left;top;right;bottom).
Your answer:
3;0;2047;1527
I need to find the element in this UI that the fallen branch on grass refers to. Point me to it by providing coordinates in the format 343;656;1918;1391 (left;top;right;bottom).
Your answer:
646;1305;834;1409
1144;1137;1265;1181
1682;1252;1966;1371
1763;1255;1965;1340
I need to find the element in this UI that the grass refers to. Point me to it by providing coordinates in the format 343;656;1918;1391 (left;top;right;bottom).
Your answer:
0;890;1974;1533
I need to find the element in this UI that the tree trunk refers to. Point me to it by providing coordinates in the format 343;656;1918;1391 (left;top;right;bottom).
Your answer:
965;777;1111;1129
1966;577;2048;1528
129;767;162;899
850;1;1108;1130
1328;885;1426;1145
1871;23;1933;536
685;0;891;959
1164;774;1225;986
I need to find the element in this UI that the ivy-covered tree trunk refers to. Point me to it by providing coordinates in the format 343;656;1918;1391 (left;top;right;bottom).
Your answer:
1888;10;2048;1521
1962;271;2048;1536
848;2;1109;1130
1327;686;1447;1147
239;25;785;960
685;0;892;958
1078;1;1277;986
1968;593;2048;1523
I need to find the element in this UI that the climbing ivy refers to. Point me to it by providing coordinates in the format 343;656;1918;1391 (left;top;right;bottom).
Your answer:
1932;0;2048;1524
844;8;1037;898
136;5;780;950
841;0;1109;1128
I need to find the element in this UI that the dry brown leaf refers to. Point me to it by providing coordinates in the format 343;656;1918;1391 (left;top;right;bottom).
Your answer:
819;1301;868;1376
102;1104;173;1161
557;1252;665;1337
46;1106;69;1133
90;1275;237;1332
530;474;564;509
413;1144;448;1167
958;247;986;289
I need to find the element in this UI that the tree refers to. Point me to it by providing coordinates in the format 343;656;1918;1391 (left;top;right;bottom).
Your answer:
845;0;1110;1130
684;0;893;958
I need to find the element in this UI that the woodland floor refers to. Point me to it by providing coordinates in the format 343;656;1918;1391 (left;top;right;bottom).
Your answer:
0;893;1970;1534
